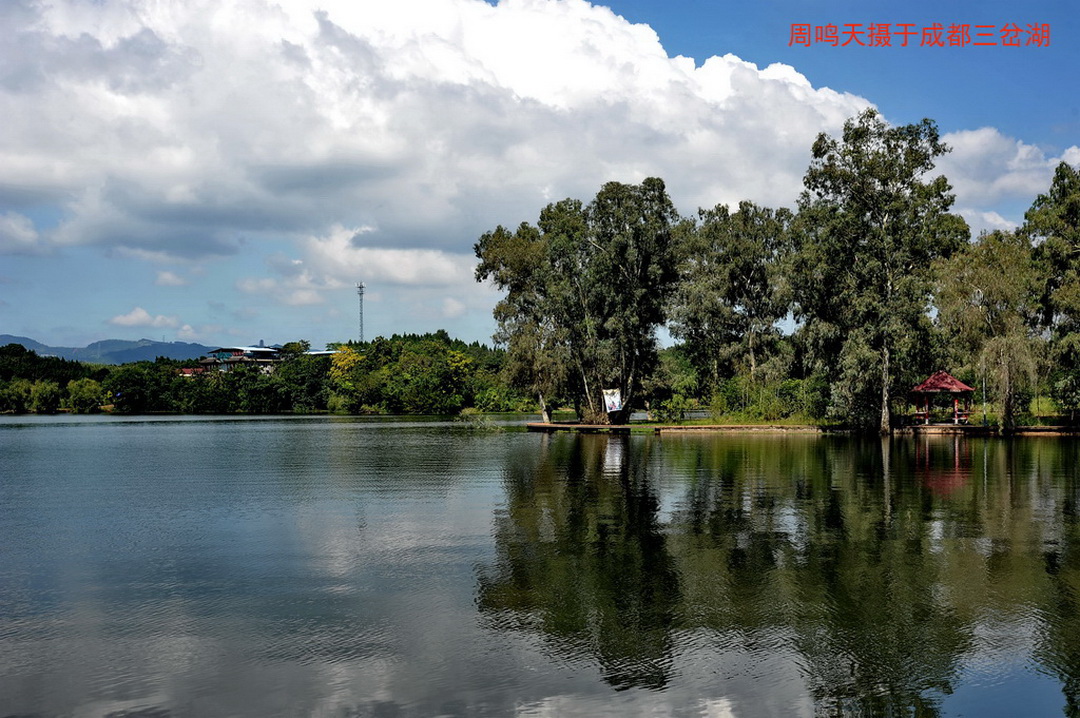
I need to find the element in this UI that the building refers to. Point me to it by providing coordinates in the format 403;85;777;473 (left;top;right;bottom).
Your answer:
199;346;282;373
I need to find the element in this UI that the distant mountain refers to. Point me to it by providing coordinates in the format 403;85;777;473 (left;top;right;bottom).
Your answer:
1;334;51;353
0;335;215;364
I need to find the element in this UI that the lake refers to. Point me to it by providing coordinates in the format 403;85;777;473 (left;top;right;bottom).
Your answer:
1;415;1079;717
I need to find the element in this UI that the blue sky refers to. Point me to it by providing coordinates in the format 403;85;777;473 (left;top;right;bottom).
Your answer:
1;0;1076;350
607;0;1078;148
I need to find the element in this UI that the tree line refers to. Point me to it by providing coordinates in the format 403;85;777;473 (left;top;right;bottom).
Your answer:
0;333;530;416
475;109;1080;431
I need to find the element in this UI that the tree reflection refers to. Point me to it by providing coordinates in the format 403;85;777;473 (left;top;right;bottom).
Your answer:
477;434;681;689
1033;440;1080;716
665;436;973;716
478;433;1080;712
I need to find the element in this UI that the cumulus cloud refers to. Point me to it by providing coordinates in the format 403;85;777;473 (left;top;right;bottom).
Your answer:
1;0;873;271
937;128;1079;207
108;306;180;328
5;0;1069;348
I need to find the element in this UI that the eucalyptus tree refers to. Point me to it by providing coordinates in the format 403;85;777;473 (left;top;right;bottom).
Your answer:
668;200;792;392
934;230;1041;428
476;178;681;423
791;109;969;432
1025;161;1080;418
475;220;568;423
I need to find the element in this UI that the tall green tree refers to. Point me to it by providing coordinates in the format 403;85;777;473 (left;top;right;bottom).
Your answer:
791;109;968;432
477;178;681;423
669;200;791;391
475;221;567;422
934;230;1041;428
1025;161;1080;419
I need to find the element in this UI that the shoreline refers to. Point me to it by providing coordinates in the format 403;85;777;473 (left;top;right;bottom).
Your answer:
527;422;1080;436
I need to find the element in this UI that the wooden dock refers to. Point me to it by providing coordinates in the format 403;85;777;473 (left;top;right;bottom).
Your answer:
897;424;995;435
526;423;825;435
526;422;632;434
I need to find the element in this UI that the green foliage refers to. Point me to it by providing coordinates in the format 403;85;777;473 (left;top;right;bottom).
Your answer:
1;378;33;413
791;109;968;431
1026;162;1080;421
669;201;791;391
29;380;61;414
456;406;504;431
652;393;693;423
66;378;104;413
326;333;519;415
934;230;1041;428
103;362;181;413
705;374;825;423
476;177;681;423
276;353;330;412
0;343;106;384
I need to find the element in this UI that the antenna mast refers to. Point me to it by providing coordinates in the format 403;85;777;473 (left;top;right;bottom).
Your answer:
356;282;366;344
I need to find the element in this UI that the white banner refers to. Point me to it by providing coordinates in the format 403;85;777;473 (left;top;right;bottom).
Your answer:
602;389;622;413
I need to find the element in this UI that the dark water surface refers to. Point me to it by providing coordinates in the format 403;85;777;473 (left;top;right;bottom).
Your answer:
2;416;1079;717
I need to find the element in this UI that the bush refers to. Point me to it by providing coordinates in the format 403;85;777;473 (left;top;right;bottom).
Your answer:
66;378;104;413
30;380;62;414
653;394;692;423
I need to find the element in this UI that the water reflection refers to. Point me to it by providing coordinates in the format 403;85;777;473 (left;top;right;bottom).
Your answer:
479;433;1080;716
478;434;681;690
5;417;1080;716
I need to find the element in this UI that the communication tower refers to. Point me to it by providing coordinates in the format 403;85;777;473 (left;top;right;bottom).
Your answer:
356;282;366;344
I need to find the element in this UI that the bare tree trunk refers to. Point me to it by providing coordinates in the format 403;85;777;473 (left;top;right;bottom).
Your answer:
538;392;552;424
880;345;891;435
749;332;757;382
578;363;594;419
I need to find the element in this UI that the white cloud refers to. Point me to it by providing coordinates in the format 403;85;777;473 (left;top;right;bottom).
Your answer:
303;225;475;287
237;264;339;306
937;128;1080;207
177;323;224;341
108;306;180;328
955;209;1018;237
1;0;875;266
441;297;467;319
3;0;1069;351
0;212;42;254
155;270;188;286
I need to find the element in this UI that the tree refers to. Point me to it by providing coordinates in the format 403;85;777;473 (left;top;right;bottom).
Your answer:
669;201;791;391
29;380;61;414
791;109;968;432
476;178;681;424
66;378;104;413
1024;161;1080;419
1;378;33;413
475;221;567;422
103;363;180;413
934;230;1041;428
275;341;329;412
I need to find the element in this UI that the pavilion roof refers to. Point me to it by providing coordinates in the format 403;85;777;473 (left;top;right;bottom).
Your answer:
911;371;975;394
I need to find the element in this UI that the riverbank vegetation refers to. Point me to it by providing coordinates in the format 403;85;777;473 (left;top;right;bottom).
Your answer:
3;110;1079;429
0;332;531;416
476;109;1080;431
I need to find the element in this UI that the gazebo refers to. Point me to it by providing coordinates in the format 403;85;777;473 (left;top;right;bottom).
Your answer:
910;371;975;425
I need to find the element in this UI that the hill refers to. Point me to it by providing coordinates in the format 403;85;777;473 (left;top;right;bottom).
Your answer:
0;335;215;364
